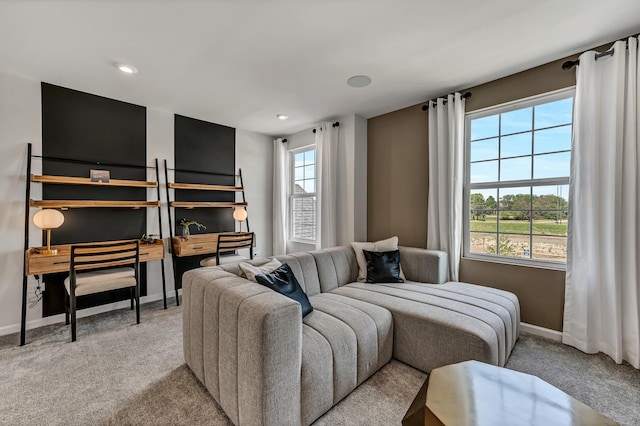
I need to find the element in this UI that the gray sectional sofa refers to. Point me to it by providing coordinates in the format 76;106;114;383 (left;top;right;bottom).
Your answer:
182;245;520;426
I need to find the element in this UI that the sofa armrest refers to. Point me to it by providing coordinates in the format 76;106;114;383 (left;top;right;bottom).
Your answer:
183;268;303;426
399;246;448;283
235;289;303;426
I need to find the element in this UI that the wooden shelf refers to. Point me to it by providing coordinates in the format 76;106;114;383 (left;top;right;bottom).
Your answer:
169;201;247;208
168;182;243;192
30;199;160;209
31;174;157;188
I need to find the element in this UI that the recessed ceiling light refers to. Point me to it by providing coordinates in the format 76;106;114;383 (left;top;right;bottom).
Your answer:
115;62;138;74
347;75;372;88
276;114;289;120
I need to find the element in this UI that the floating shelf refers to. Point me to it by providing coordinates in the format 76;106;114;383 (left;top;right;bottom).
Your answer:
169;201;247;209
31;174;157;188
168;182;243;192
30;199;160;209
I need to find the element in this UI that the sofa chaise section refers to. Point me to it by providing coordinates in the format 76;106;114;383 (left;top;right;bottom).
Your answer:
309;246;519;372
332;281;519;372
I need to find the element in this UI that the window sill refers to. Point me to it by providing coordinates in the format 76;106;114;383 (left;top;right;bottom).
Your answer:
462;253;567;272
288;238;316;246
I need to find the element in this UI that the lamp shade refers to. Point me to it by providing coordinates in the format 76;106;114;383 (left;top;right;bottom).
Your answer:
33;209;65;230
233;208;248;222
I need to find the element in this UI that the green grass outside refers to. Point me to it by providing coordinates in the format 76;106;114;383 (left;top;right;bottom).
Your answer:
470;215;567;235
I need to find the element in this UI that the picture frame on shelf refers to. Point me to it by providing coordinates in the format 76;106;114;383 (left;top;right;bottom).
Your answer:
90;169;110;183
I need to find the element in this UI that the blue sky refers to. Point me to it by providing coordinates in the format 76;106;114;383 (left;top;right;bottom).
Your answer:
294;150;316;193
469;97;573;187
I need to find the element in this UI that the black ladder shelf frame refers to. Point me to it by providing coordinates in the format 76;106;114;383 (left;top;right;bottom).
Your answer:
20;143;169;346
163;160;249;306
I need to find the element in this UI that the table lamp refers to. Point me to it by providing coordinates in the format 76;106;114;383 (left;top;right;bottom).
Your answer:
233;207;248;232
33;209;65;255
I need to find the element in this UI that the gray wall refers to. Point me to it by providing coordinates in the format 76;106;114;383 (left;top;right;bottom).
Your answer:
367;48;592;331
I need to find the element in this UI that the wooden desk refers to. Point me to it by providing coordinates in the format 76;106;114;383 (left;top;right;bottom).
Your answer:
21;239;166;346
171;232;253;257
25;239;165;275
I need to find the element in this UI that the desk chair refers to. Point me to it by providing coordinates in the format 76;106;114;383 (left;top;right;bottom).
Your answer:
200;232;254;267
64;240;140;342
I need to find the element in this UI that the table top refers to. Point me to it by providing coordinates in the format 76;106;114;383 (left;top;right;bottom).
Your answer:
426;360;618;426
25;239;164;275
27;239;164;258
170;232;254;257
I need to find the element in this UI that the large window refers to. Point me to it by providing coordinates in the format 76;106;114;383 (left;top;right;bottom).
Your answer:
290;147;316;242
464;89;574;266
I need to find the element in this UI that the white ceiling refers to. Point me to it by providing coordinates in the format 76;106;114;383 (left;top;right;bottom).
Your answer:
1;1;639;136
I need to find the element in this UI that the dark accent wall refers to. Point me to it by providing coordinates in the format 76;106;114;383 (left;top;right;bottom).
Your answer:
173;114;235;283
366;45;610;331
41;83;147;316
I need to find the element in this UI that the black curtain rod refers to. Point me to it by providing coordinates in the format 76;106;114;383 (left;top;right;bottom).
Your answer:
562;36;636;70
312;121;340;133
421;92;472;111
562;48;615;70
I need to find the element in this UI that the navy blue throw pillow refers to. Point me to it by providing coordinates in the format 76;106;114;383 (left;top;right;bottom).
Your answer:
363;249;404;283
255;263;313;317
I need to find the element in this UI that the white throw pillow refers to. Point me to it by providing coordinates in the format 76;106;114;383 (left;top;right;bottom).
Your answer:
351;236;405;282
238;258;282;283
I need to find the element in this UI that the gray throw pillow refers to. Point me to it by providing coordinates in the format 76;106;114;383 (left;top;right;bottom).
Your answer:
238;258;282;282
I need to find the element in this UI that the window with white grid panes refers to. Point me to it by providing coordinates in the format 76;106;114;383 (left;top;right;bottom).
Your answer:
464;88;574;267
290;147;316;242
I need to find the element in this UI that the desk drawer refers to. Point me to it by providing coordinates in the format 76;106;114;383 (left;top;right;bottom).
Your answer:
25;240;165;275
139;243;164;261
27;256;70;275
174;241;218;257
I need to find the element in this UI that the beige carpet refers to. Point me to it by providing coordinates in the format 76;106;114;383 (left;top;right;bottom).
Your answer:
0;300;638;425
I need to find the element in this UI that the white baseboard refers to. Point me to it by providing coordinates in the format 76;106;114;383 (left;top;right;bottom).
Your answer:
520;322;563;342
0;290;178;337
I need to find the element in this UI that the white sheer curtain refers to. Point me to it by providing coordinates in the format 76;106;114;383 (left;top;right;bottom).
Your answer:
427;93;465;281
315;122;338;249
564;37;639;369
272;138;288;255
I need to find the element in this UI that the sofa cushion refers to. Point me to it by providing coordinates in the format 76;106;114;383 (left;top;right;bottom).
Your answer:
398;246;448;284
363;249;404;283
256;263;313;317
300;293;393;425
308;246;359;293
331;281;519;372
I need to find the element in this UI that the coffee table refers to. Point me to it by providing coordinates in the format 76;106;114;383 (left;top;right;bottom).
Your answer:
403;360;618;426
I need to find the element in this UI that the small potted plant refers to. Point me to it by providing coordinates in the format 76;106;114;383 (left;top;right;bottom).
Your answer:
179;218;206;240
